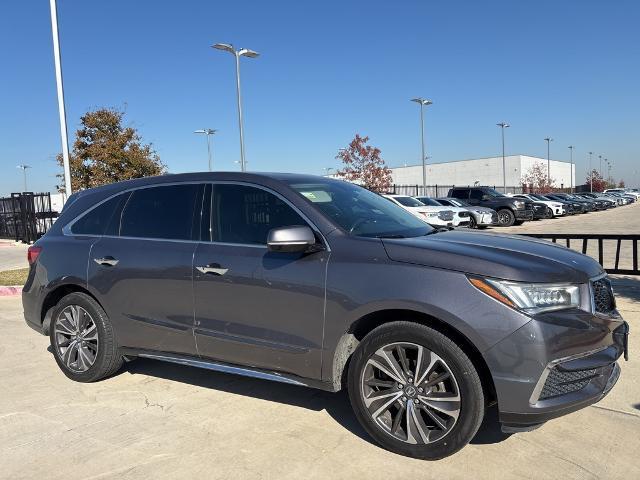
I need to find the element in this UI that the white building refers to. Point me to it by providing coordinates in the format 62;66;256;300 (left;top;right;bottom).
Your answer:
390;155;576;188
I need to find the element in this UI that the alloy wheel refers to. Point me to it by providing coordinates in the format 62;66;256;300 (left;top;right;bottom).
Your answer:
360;342;461;445
54;305;99;372
498;211;511;225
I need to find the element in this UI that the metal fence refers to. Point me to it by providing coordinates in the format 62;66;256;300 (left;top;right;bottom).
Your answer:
522;233;640;275
388;185;525;197
0;193;59;243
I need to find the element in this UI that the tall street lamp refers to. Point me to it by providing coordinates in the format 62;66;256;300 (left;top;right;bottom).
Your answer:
410;98;433;192
544;137;553;185
212;43;259;172
497;123;510;193
598;154;602;179
194;129;217;171
588;151;593;192
17;164;31;192
568;145;574;192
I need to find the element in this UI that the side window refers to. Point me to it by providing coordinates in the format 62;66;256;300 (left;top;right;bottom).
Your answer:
469;190;485;201
451;189;469;200
70;193;126;236
211;184;307;245
120;184;200;240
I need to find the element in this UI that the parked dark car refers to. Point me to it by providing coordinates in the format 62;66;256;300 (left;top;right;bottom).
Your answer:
528;194;577;215
545;194;586;214
574;192;617;209
551;193;596;212
447;187;533;227
23;173;628;460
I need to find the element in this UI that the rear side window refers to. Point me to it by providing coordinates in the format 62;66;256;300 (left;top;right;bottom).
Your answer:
469;190;485;200
70;194;126;236
450;189;469;199
211;184;306;245
120;184;200;240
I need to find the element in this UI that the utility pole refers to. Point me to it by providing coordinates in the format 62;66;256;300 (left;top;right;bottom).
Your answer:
588;151;593;192
544;137;553;185
568;145;574;192
497;123;510;193
17;164;31;192
410;98;433;192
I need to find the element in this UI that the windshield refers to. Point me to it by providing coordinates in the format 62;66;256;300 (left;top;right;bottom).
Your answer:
416;197;442;207
393;196;426;207
484;188;506;197
288;179;433;238
446;198;470;207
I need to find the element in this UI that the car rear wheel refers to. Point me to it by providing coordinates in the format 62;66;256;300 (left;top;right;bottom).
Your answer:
50;292;123;382
347;322;484;460
544;207;554;219
496;208;515;227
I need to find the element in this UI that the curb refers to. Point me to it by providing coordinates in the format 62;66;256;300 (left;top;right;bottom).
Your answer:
0;286;22;296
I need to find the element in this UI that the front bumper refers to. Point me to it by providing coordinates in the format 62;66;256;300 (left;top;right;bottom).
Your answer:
485;308;628;429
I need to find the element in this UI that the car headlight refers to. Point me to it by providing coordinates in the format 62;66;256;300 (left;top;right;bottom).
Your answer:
513;200;524;209
468;277;581;314
474;210;485;214
420;211;439;217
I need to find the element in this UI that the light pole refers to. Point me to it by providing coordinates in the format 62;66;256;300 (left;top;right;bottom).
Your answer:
568;145;574;192
410;98;433;192
49;0;72;197
598;154;602;179
17;164;31;192
544;137;553;185
588;151;593;192
194;129;217;171
212;43;259;172
497;123;510;193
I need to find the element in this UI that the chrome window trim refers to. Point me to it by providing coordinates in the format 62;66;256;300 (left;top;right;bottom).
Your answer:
61;180;330;251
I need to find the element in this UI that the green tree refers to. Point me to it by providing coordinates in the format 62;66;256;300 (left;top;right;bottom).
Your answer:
57;107;165;191
335;134;392;192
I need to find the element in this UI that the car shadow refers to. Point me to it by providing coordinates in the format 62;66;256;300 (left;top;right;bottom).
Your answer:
123;358;511;447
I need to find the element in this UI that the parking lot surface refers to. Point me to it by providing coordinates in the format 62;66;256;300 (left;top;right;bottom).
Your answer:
0;292;638;479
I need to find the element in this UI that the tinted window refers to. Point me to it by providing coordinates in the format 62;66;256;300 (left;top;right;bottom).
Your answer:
120;184;200;240
71;194;125;235
469;189;485;200
416;197;441;207
212;184;306;245
395;196;425;207
288;179;432;238
450;189;469;199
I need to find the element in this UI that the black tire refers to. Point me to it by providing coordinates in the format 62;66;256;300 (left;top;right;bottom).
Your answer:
496;208;515;227
544;207;554;219
347;321;484;460
468;216;477;229
49;292;123;382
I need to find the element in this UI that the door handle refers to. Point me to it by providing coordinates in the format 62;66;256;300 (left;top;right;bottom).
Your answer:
196;263;228;276
93;256;119;267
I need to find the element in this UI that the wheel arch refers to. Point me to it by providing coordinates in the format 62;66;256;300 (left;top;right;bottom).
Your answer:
40;283;104;335
330;309;497;406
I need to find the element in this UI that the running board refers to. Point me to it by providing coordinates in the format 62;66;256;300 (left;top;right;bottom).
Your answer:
136;352;307;387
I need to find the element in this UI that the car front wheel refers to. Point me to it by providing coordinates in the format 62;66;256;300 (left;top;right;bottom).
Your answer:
347;322;484;460
496;208;515;226
49;292;123;382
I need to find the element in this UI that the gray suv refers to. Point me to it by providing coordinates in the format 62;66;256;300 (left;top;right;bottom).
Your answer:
22;173;628;460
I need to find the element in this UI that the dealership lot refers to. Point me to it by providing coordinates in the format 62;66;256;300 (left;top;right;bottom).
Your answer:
0;203;638;479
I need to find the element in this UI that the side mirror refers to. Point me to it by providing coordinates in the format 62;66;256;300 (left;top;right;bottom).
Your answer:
267;225;318;253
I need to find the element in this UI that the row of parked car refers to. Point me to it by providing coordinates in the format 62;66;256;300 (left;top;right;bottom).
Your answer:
383;187;639;228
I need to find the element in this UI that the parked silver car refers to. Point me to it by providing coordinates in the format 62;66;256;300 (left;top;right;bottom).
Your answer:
431;197;497;229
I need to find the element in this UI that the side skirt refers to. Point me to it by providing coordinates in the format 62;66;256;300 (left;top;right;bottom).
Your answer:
120;348;337;392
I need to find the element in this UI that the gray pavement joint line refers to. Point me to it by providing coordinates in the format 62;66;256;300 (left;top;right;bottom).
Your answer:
590;404;640;418
515;436;599;479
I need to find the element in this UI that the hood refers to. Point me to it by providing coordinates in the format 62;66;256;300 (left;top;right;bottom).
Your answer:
382;230;603;283
409;206;451;213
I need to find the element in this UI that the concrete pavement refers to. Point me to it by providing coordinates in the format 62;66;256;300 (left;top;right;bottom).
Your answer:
0;281;638;480
0;240;27;271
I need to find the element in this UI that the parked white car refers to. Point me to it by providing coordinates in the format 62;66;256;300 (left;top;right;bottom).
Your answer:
605;188;640;199
508;194;566;217
415;196;473;228
382;194;462;228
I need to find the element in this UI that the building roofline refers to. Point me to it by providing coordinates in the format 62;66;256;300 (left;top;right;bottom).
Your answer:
390;154;570;169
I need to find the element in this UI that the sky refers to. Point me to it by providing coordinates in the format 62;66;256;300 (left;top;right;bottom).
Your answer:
1;0;639;195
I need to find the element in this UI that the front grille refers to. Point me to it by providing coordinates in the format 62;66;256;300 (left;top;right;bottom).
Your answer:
592;278;615;314
539;367;598;400
533;204;545;214
438;210;454;221
524;203;533;210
